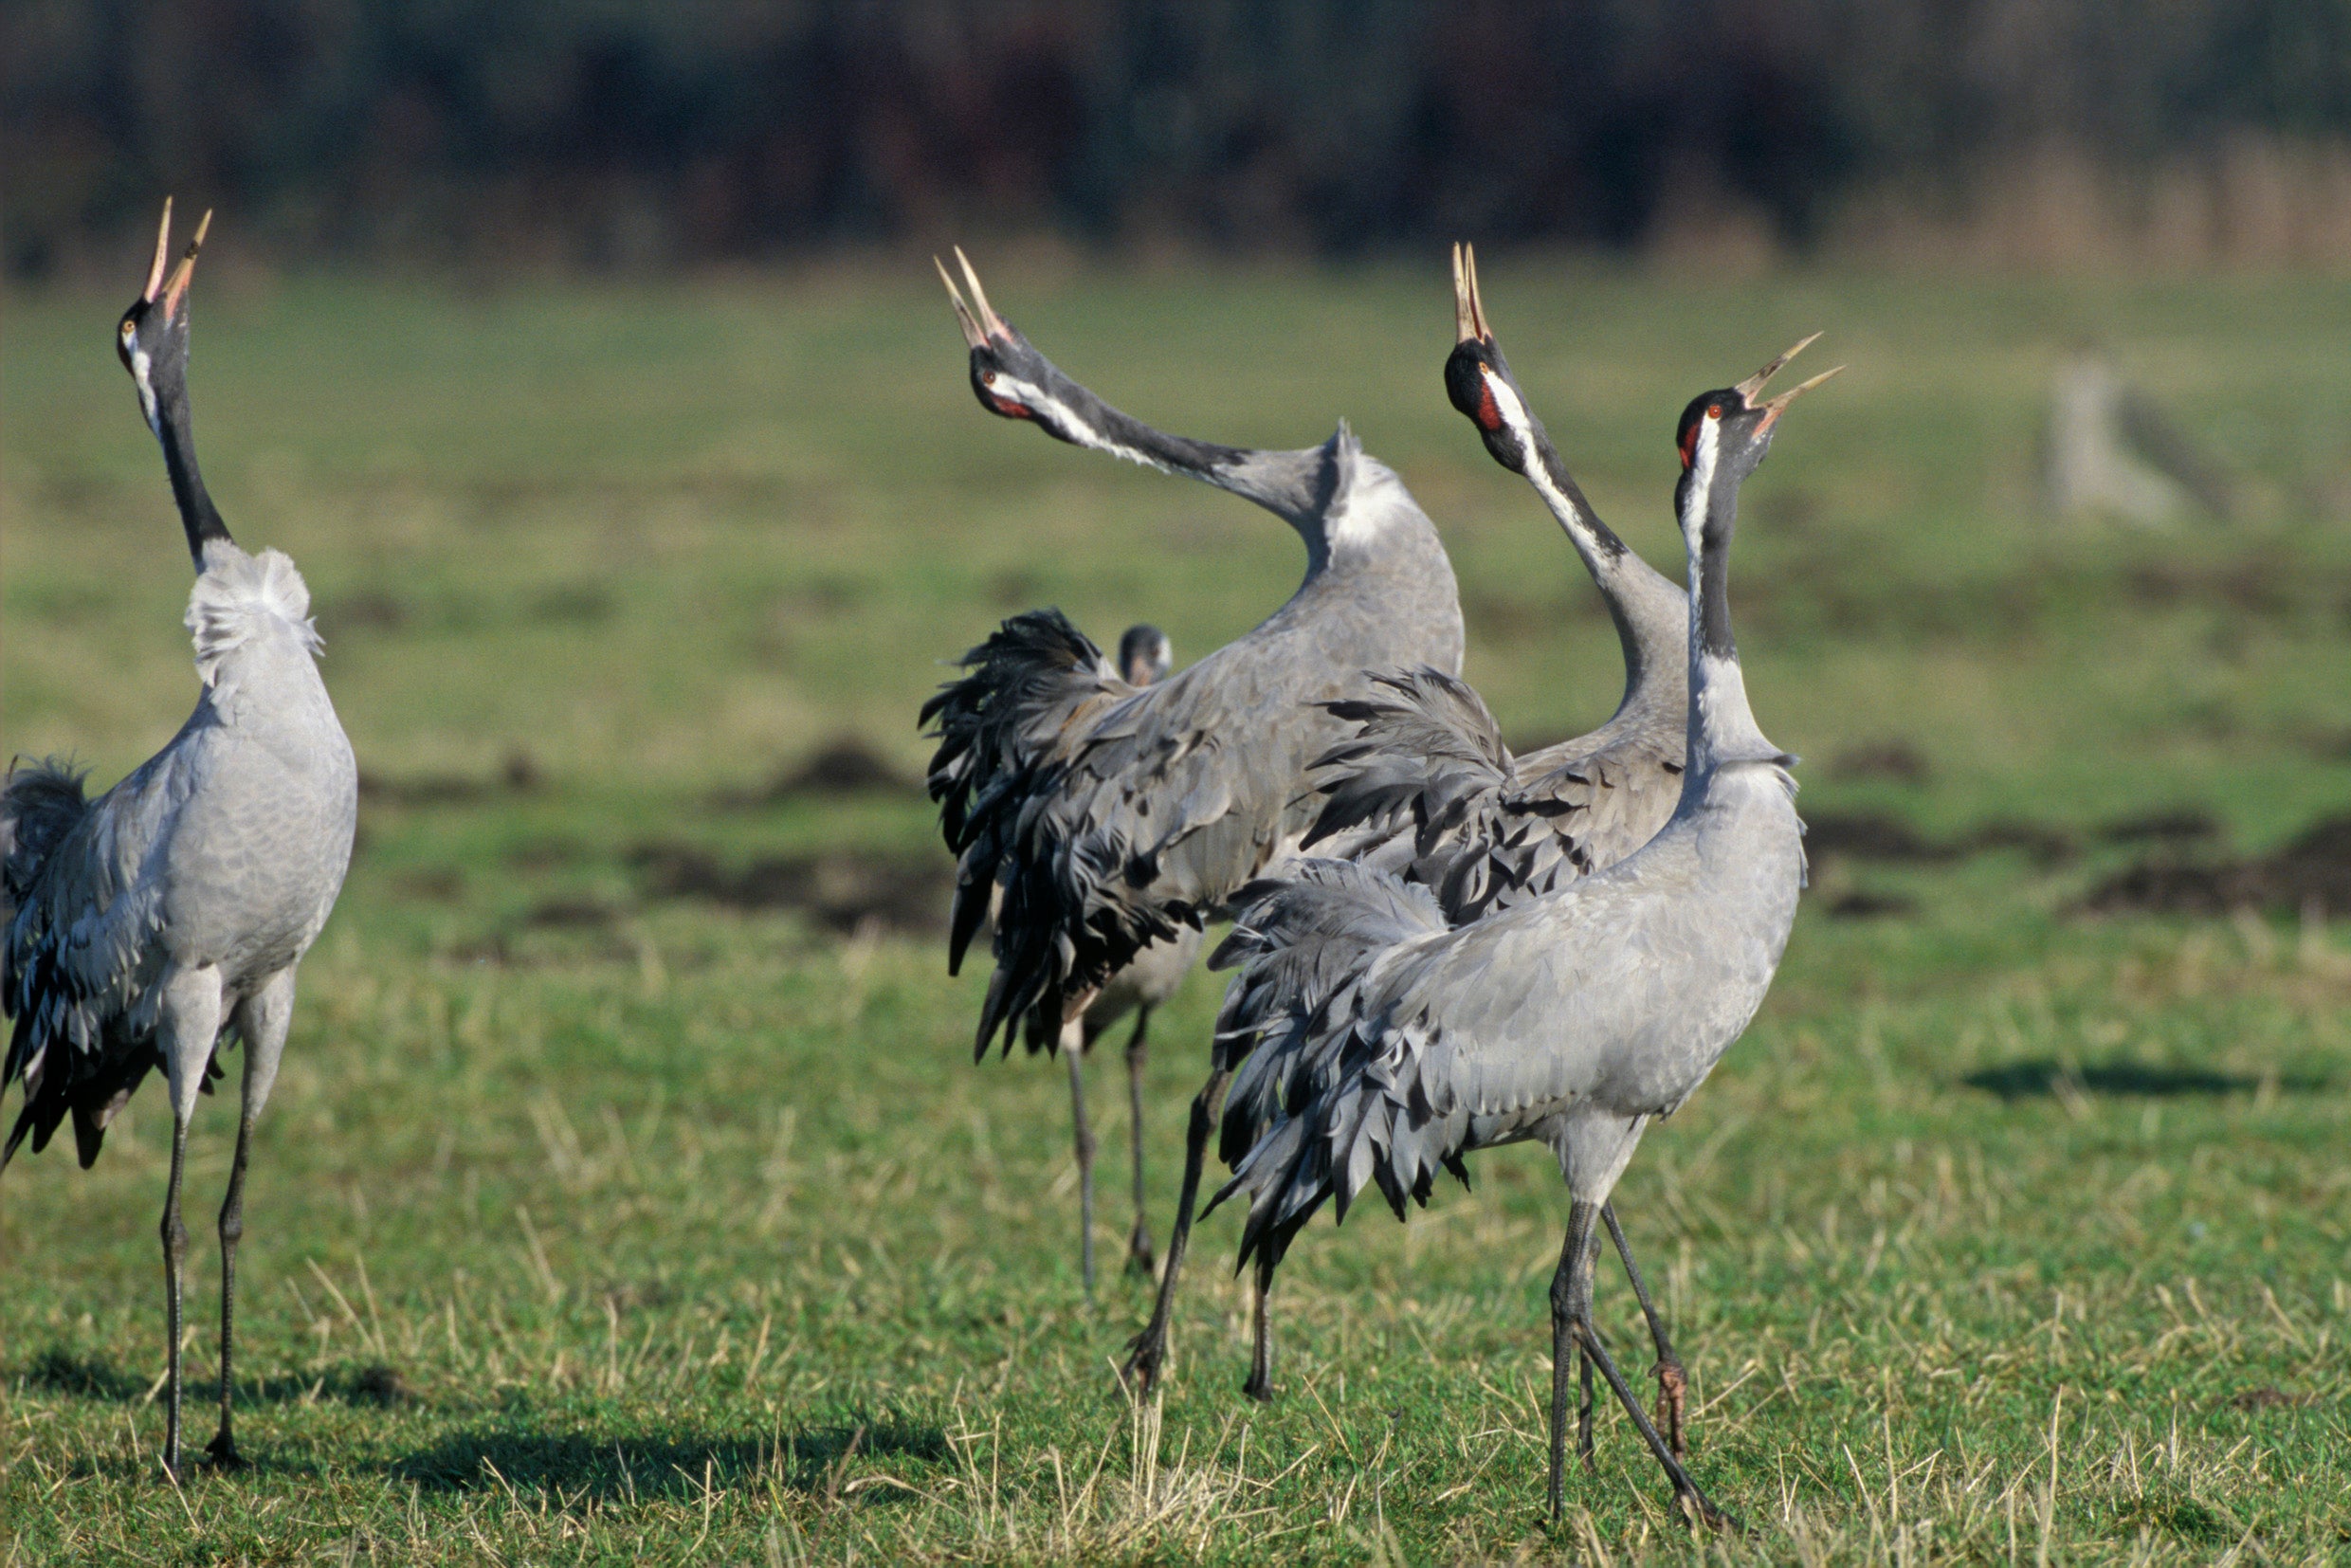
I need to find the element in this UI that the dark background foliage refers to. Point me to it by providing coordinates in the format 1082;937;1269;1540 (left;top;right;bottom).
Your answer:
10;0;2351;275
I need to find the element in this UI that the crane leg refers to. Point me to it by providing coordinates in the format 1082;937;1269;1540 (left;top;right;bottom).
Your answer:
160;1113;192;1479
1119;1062;1230;1397
1241;1250;1275;1402
209;972;293;1469
155;966;223;1481
1123;1008;1157;1277
1064;1024;1098;1296
1550;1200;1738;1532
1576;1230;1598;1469
1603;1201;1688;1457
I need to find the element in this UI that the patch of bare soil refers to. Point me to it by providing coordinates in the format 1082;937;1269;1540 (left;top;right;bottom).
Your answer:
359;750;543;806
2078;814;2351;918
630;844;949;935
713;738;921;808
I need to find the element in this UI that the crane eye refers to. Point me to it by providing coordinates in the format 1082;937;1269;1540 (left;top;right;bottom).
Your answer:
981;371;997;386
1705;403;1722;420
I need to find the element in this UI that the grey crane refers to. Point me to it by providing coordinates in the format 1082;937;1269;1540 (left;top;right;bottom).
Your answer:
922;251;1464;1393
1268;246;1789;1448
1209;339;1833;1527
1061;625;1205;1292
1;203;358;1477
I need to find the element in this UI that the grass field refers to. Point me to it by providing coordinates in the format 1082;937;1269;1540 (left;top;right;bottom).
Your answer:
3;259;2348;1563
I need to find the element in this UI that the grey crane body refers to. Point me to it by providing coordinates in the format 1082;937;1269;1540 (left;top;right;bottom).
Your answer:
1251;251;1701;1432
2;206;356;1479
1306;249;1690;927
923;251;1461;1372
1212;339;1833;1525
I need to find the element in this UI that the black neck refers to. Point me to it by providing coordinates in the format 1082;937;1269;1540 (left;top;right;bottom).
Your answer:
1514;411;1675;698
1059;371;1250;481
1523;422;1631;564
156;390;231;569
1696;476;1737;662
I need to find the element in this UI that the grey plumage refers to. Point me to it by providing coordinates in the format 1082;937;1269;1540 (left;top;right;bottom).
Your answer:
2;204;357;1478
1241;250;1702;1434
923;250;1463;1380
1305;246;1688;928
1211;331;1835;1525
1051;627;1204;1291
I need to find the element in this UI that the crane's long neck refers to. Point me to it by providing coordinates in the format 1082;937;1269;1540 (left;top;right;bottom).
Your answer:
1675;429;1781;790
153;378;232;571
1011;353;1342;529
1515;418;1686;704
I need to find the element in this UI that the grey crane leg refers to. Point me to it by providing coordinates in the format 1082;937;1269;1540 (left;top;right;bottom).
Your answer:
206;1108;256;1469
209;972;294;1469
1119;1062;1230;1396
1576;1218;1600;1468
1241;1249;1275;1402
155;966;223;1481
1123;1008;1157;1277
160;1114;192;1479
1550;1200;1739;1532
1065;1026;1099;1296
1602;1201;1689;1457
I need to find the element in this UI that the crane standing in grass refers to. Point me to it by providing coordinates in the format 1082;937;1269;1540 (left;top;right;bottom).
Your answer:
1255;248;1813;1449
1211;339;1832;1527
923;251;1463;1390
1;203;358;1477
1062;625;1204;1291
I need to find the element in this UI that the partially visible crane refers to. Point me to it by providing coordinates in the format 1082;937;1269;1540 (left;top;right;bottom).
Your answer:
2;203;359;1477
1251;246;1788;1448
1211;339;1832;1527
924;251;1463;1388
1063;626;1204;1291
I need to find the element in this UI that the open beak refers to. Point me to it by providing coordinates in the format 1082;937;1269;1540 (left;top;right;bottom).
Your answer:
153;205;211;319
1735;333;1840;432
1755;364;1842;434
936;246;1010;350
1733;332;1823;405
144;198;174;301
1451;242;1491;345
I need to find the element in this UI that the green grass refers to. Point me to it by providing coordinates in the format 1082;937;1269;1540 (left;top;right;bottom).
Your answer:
3;260;2348;1562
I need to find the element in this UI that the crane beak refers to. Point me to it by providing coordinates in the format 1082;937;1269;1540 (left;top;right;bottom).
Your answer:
1754;364;1843;434
937;246;1011;350
936;256;986;350
157;209;212;320
144;197;175;301
1451;242;1491;345
1733;332;1824;406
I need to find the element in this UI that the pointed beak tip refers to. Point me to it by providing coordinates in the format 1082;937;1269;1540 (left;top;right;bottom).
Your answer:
1450;240;1491;345
144;197;175;302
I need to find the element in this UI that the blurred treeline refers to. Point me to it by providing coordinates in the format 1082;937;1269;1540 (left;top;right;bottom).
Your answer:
9;0;2351;278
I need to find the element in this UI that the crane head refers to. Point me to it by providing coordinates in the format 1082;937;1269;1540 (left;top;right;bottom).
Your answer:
1442;242;1539;476
1672;337;1840;533
1673;335;1840;479
935;246;1089;438
117;198;211;440
1117;624;1174;686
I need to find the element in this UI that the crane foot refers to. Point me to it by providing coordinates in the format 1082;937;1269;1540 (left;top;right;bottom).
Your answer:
1117;1330;1166;1399
1654;1358;1688;1458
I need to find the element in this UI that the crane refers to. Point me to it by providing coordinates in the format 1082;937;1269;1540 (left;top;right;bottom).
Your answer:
1255;248;1806;1448
1209;338;1834;1527
1062;626;1204;1291
1;202;359;1477
924;251;1463;1392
